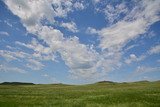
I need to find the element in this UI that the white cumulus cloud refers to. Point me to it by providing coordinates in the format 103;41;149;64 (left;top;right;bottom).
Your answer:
61;21;78;33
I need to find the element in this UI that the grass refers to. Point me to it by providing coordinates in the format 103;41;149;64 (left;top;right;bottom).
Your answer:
0;81;160;107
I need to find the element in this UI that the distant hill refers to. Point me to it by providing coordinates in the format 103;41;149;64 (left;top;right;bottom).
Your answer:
96;80;159;84
96;81;117;84
0;82;35;85
0;80;159;85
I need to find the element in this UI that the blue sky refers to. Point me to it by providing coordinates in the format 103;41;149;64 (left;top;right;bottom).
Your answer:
0;0;160;84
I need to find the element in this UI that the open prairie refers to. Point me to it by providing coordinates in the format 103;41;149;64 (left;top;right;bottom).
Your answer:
0;81;160;107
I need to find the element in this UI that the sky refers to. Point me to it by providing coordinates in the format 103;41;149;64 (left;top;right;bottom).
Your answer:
0;0;160;84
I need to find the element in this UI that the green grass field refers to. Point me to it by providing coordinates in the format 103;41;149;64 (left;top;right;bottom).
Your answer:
0;81;160;107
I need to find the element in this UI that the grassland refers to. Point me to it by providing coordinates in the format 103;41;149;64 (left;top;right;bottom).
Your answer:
0;81;160;107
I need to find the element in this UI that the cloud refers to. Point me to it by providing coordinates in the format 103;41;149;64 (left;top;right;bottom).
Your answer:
135;66;160;73
4;0;74;33
148;44;160;55
0;64;26;73
0;50;26;61
99;19;148;50
4;20;13;27
98;0;160;50
86;27;98;35
92;0;100;4
3;0;160;81
124;44;139;52
4;0;99;79
16;38;55;61
125;54;138;64
93;0;160;71
95;0;160;79
0;31;9;36
73;2;85;10
26;59;44;71
0;50;17;61
104;2;128;24
125;54;145;64
61;21;78;33
125;44;160;64
0;48;45;71
146;31;156;38
127;65;160;81
37;26;102;79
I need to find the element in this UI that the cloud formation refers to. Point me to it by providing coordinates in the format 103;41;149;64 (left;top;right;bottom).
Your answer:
125;54;145;64
0;64;26;73
3;0;160;82
135;66;160;73
0;31;9;36
61;21;78;33
148;44;160;55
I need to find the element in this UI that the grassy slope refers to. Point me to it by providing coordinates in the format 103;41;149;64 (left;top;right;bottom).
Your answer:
0;81;160;107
